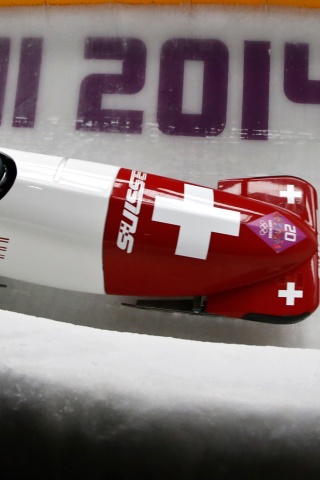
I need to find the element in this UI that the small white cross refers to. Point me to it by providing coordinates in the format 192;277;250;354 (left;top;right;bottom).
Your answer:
152;184;241;260
279;185;302;204
278;282;303;306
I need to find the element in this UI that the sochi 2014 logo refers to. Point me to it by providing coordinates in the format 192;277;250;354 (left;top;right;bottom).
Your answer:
248;211;306;253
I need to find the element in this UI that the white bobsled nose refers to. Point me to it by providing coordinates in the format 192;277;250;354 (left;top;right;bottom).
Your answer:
0;148;119;294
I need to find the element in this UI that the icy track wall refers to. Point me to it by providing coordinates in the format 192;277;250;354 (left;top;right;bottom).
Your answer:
2;311;320;479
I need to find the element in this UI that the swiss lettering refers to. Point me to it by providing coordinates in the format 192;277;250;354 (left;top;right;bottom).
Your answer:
117;171;147;253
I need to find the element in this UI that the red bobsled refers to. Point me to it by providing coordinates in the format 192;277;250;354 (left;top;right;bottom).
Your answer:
103;171;319;323
0;148;318;323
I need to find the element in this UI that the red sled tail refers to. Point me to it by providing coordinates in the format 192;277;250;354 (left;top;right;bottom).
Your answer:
217;175;318;230
123;174;318;324
208;175;319;322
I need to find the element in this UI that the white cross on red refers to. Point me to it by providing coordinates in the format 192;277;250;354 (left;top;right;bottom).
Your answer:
278;282;303;306
279;185;302;204
152;184;241;260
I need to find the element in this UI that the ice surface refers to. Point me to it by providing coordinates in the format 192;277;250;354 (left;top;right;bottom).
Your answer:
1;309;320;478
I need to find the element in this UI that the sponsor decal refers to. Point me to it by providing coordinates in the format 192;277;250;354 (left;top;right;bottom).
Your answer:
248;211;306;253
116;170;146;253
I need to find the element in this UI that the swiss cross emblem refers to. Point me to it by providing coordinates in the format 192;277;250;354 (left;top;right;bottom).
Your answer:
152;184;241;260
279;185;302;204
278;282;303;306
